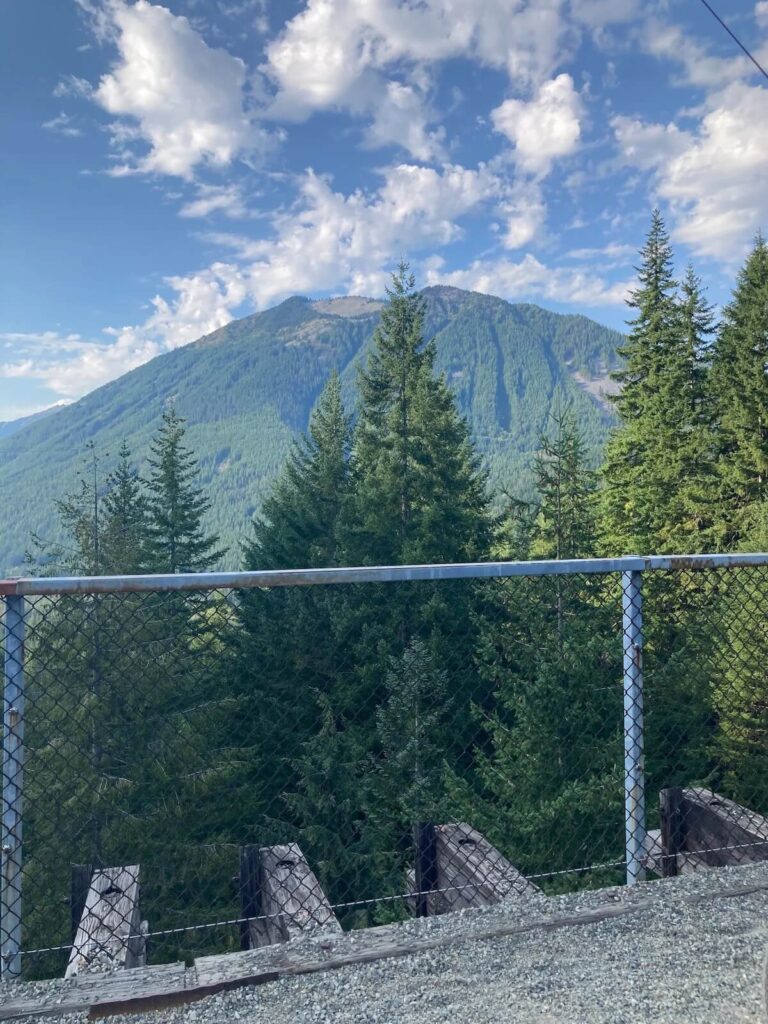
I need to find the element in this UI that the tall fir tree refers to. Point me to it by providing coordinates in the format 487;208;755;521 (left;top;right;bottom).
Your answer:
529;407;597;561
100;441;150;574
344;262;490;566
294;263;493;917
226;375;354;883
455;413;622;884
600;210;711;554
709;234;768;548
146;404;225;572
245;370;351;570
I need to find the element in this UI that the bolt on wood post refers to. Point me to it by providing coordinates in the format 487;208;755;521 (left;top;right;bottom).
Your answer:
622;570;646;885
1;594;26;980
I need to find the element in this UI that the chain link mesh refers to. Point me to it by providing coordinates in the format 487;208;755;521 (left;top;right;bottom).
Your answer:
1;562;767;979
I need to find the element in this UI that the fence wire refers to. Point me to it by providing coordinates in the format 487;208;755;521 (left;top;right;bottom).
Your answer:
2;558;768;980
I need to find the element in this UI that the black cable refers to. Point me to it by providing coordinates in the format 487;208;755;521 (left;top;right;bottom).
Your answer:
696;0;768;83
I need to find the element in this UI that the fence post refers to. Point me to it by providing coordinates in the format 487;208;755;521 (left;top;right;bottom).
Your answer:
1;593;26;980
622;569;646;885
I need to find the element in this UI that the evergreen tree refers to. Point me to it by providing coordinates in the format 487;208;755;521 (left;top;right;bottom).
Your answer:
345;262;490;566
146;404;225;572
529;407;597;560
710;235;768;547
458;414;622;884
600;210;711;554
226;375;354;879
246;370;351;570
101;441;150;574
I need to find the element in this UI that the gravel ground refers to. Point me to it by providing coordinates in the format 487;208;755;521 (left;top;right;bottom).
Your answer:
6;865;768;1024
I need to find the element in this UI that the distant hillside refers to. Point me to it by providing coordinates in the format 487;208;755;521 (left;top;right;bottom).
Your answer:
0;403;65;440
0;286;623;573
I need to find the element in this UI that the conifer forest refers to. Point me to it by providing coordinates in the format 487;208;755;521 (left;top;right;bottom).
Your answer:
8;212;768;973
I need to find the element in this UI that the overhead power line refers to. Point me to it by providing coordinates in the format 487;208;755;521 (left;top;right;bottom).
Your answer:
696;0;768;83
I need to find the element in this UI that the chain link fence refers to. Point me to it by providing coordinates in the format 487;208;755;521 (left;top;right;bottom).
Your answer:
2;555;768;981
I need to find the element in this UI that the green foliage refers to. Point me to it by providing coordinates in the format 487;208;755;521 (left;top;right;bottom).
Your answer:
146;405;226;572
709;235;768;547
600;210;714;555
0;287;623;574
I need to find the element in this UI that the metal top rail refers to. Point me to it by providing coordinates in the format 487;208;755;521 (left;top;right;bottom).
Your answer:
1;552;767;596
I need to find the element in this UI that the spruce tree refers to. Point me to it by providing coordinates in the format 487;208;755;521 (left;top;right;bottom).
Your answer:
101;441;150;574
245;370;351;570
228;375;353;878
457;413;623;882
345;262;490;566
600;210;711;554
146;404;225;572
710;234;768;547
529;407;597;561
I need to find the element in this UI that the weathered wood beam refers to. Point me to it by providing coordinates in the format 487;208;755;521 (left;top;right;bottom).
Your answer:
658;787;768;874
408;822;539;915
240;843;340;949
66;866;144;978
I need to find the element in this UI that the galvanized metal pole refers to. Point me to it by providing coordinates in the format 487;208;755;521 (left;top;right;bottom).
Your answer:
1;594;26;980
622;569;646;885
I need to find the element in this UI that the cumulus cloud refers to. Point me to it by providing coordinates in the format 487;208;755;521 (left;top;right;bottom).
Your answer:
641;18;761;88
426;253;631;306
91;0;271;178
614;82;768;260
0;266;247;398
491;74;582;176
363;81;446;162
265;0;571;119
262;0;577;159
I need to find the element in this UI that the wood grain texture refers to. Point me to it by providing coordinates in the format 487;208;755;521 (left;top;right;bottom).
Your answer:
247;844;340;948
673;788;768;872
66;867;143;978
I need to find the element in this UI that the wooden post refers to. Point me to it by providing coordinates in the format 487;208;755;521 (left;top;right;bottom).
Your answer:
70;865;93;944
66;866;144;978
413;823;438;919
238;847;260;952
240;844;340;949
659;787;685;877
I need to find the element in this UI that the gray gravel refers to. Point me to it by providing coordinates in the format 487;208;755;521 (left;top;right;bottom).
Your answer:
6;864;768;1024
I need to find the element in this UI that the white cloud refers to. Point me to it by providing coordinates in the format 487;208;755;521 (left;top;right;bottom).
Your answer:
363;81;445;162
0;265;247;398
233;161;503;307
497;183;547;249
566;242;636;261
265;0;571;121
92;0;271;178
41;112;82;137
491;74;582;176
614;82;768;260
1;159;507;398
757;1;768;29
262;0;575;159
179;184;250;219
53;75;93;99
641;18;761;88
426;253;631;306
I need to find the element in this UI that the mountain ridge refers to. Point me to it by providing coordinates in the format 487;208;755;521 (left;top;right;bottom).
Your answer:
0;286;623;573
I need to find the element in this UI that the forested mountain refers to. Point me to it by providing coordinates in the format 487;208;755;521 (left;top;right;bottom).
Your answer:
0;285;622;572
0;403;64;439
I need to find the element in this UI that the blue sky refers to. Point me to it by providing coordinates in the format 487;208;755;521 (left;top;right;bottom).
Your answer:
2;0;767;420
